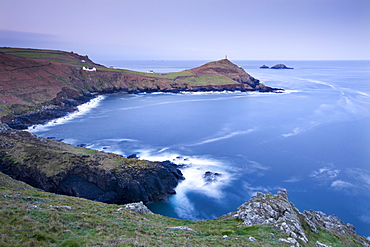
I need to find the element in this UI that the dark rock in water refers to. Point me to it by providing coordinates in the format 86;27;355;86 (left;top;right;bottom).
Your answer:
176;163;192;169
76;144;87;148
260;65;269;69
203;171;222;183
127;154;139;159
0;122;184;204
270;64;293;69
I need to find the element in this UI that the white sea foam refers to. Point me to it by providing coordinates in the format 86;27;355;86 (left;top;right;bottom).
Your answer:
188;129;256;146
293;77;338;91
28;95;106;133
281;127;302;138
138;149;234;219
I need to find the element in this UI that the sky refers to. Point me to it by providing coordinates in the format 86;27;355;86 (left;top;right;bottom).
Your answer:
0;0;369;61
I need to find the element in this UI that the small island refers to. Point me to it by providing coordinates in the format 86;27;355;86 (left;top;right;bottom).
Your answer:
260;64;269;69
270;64;294;69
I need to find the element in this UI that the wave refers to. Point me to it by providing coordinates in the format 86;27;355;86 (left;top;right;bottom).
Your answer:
28;95;106;133
137;149;234;219
188;129;256;146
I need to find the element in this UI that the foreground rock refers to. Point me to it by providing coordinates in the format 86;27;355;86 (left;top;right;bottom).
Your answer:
237;189;370;246
0;122;184;204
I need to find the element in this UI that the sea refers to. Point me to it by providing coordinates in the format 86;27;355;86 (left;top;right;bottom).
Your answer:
28;60;370;237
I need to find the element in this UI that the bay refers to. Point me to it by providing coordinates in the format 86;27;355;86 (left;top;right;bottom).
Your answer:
29;60;370;237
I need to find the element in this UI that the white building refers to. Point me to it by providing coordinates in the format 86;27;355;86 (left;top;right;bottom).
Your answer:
82;66;97;72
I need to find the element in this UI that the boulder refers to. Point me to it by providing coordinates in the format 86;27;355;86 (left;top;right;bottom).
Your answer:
121;202;153;214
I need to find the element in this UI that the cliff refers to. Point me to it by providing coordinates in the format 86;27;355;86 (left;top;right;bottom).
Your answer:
0;122;184;204
0;48;280;129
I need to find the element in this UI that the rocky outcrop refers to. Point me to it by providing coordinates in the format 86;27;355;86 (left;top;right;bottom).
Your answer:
237;188;309;242
202;171;221;183
0;122;184;204
237;189;370;246
260;65;269;69
270;64;293;69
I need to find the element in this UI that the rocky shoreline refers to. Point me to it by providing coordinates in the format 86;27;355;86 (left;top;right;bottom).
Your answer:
0;122;184;204
3;85;282;130
0;49;282;129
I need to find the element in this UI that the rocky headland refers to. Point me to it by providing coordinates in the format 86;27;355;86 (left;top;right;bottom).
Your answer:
0;122;184;204
0;48;281;129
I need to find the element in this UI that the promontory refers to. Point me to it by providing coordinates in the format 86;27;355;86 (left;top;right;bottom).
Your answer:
0;47;280;129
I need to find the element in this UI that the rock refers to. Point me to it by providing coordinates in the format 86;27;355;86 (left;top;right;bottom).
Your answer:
221;235;229;241
248;236;257;242
237;189;370;245
202;171;221;183
279;238;300;246
123;202;153;214
169;226;196;232
127;154;139;159
49;205;72;210
316;241;331;247
237;189;308;242
270;64;293;69
260;65;269;69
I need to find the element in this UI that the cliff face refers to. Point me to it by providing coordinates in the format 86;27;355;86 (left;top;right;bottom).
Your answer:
0;48;280;129
0;122;184;204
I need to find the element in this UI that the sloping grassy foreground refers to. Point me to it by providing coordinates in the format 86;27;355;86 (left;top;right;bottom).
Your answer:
0;186;283;246
0;172;366;247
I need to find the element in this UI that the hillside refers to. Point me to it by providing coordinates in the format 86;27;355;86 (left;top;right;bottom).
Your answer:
1;173;369;246
0;47;279;129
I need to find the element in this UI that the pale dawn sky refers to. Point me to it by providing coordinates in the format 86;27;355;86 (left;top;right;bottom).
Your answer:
0;0;369;60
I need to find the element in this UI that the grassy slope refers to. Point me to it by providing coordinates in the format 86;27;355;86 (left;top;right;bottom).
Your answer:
0;47;240;85
0;48;240;118
1;173;367;247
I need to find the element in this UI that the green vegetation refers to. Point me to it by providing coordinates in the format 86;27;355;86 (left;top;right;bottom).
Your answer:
1;173;366;246
0;47;96;67
175;75;236;85
0;47;243;86
0;184;287;246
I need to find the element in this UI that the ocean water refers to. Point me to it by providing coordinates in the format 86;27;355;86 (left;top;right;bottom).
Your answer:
29;60;370;237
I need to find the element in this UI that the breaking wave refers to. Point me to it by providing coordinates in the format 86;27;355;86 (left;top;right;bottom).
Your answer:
28;95;106;133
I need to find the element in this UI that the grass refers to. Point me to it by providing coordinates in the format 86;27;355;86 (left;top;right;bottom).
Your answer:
0;48;96;67
0;185;290;247
1;47;241;86
1;171;368;246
